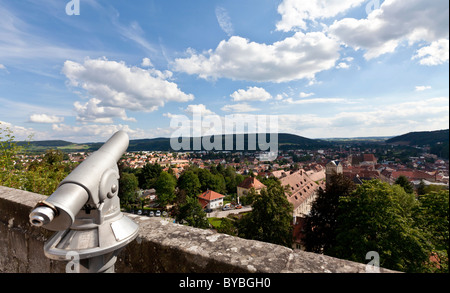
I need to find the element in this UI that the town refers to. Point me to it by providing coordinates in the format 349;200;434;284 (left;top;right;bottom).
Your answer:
13;138;449;249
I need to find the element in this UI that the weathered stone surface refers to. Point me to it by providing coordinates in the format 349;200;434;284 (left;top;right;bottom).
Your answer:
0;186;398;273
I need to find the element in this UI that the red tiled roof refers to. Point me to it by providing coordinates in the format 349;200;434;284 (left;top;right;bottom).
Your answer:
238;177;266;189
363;154;377;162
197;190;225;201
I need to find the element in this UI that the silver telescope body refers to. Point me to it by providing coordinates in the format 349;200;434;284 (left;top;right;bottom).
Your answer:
28;130;139;273
29;130;129;230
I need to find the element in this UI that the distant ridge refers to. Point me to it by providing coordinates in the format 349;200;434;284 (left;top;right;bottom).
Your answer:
125;133;330;152
19;133;329;153
386;129;449;146
386;129;449;159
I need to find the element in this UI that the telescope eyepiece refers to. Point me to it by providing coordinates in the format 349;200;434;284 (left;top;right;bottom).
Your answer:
29;206;55;227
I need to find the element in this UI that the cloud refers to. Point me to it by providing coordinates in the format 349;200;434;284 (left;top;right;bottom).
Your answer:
299;92;315;98
50;123;150;142
173;32;340;83
412;39;449;65
141;57;153;67
276;0;366;32
74;98;136;123
221;103;260;113
415;85;432;91
0;64;6;70
114;20;156;54
277;97;449;138
62;57;194;122
28;114;64;124
184;104;215;116
215;6;234;37
284;97;349;104
230;87;272;102
336;62;350;69
328;0;449;60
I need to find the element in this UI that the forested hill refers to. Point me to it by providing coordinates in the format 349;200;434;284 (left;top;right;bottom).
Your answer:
18;133;329;153
386;129;449;159
126;133;330;152
386;129;449;146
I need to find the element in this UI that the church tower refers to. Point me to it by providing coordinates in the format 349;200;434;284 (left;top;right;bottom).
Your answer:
325;160;343;186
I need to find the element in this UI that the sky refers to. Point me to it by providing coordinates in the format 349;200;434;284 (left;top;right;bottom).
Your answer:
0;0;448;143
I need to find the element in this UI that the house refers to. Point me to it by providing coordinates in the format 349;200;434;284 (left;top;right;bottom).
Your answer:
348;154;377;167
237;176;266;198
198;190;225;210
279;169;323;219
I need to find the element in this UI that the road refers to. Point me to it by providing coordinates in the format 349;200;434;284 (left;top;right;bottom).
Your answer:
206;206;252;218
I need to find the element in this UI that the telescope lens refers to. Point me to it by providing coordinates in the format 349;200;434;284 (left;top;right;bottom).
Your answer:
31;216;44;226
29;206;55;227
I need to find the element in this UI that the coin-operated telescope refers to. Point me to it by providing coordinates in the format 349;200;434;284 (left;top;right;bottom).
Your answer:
29;130;139;273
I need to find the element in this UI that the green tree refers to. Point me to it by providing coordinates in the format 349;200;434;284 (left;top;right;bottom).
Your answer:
177;170;201;198
217;218;238;236
43;149;64;165
332;180;430;272
394;175;414;194
139;162;162;189
175;196;209;229
303;174;356;254
237;181;293;247
155;171;177;206
0;124;25;189
415;190;449;272
118;172;139;208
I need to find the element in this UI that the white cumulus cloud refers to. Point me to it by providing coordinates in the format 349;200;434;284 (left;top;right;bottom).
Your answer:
29;114;64;124
230;87;272;102
276;0;366;32
412;39;449;65
62;57;194;122
328;0;449;61
173;32;340;83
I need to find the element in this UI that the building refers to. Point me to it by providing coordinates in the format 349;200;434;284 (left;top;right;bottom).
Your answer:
237;176;266;199
348;154;377;167
279;169;323;219
198;190;225;210
325;160;343;184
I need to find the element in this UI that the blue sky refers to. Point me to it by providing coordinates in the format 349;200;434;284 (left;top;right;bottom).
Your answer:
0;0;448;142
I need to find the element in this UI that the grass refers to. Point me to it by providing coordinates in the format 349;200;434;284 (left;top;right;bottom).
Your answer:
208;217;223;229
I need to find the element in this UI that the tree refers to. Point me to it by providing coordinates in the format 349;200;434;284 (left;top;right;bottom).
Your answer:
177;170;201;198
237;181;293;247
394;175;414;194
415;190;449;272
331;180;430;272
303;174;356;254
43;149;64;165
175;196;209;229
138;162;162;189
155;171;177;206
217;218;238;236
118;172;139;208
1;124;25;189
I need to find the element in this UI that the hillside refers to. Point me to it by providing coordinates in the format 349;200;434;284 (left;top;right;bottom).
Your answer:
386;129;449;159
125;133;329;152
386;129;449;146
18;133;329;153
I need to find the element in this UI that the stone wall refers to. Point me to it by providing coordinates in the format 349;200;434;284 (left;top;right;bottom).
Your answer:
0;186;395;273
